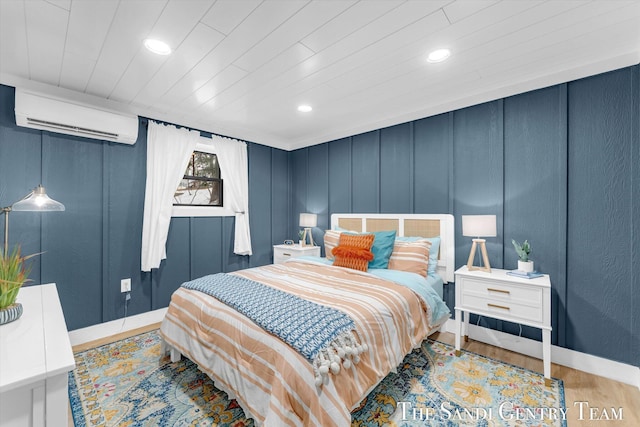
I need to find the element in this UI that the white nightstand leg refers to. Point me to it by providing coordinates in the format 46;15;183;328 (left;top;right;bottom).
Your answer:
463;310;469;342
455;309;462;356
543;328;552;386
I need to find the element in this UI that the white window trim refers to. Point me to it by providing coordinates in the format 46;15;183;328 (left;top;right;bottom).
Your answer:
171;138;234;217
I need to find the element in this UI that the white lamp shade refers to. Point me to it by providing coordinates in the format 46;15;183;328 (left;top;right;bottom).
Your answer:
299;213;317;228
462;215;496;237
11;185;65;212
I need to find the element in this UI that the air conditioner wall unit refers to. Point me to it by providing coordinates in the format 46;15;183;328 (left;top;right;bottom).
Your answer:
14;89;139;144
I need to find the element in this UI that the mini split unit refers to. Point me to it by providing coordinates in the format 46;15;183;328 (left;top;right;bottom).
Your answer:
14;89;138;144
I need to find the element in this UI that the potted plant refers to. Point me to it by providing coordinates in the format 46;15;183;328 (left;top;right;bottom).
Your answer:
511;239;533;272
0;246;36;325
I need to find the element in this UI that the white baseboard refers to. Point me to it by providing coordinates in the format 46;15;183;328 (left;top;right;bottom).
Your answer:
68;308;167;347
441;319;640;390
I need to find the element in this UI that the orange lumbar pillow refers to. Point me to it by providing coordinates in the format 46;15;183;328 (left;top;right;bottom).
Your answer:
332;245;375;261
331;233;375;271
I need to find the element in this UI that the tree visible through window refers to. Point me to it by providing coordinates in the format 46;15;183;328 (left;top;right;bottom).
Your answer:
174;151;223;206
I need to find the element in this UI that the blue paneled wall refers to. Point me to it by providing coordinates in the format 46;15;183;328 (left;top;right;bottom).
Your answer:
0;84;290;331
290;65;639;367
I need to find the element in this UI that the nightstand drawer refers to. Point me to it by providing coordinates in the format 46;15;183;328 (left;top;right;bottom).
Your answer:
460;277;542;305
274;252;293;264
460;293;544;323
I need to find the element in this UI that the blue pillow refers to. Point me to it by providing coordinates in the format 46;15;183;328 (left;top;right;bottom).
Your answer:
396;236;441;275
368;230;397;269
336;227;396;269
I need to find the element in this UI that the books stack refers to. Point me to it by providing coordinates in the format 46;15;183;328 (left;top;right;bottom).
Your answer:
506;270;544;279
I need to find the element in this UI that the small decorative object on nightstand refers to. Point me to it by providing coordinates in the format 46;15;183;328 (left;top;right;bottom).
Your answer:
454;265;552;386
273;244;320;264
512;239;534;273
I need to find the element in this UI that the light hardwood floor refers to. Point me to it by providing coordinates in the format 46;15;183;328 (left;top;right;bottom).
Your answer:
69;327;639;427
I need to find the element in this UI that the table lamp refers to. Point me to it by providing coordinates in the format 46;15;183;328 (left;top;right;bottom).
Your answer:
299;213;317;246
462;215;496;273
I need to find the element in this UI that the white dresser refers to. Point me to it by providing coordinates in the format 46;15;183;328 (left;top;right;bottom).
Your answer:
454;266;552;385
273;244;320;264
0;284;75;427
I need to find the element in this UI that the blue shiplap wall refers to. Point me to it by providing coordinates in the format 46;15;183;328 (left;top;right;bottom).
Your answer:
566;68;638;361
290;65;639;367
0;84;290;330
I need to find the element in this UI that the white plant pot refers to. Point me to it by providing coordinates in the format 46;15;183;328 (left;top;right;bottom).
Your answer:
518;260;534;273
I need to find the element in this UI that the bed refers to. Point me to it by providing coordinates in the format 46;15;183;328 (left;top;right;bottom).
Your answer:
160;213;454;427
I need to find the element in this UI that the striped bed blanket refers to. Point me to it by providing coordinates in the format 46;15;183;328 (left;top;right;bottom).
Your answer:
181;273;367;385
160;259;445;426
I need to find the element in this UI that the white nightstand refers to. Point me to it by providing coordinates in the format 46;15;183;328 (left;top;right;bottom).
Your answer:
454;265;552;385
273;244;320;264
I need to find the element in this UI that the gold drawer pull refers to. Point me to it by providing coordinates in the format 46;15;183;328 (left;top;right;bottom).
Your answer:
282;253;291;257
487;303;510;311
487;288;510;294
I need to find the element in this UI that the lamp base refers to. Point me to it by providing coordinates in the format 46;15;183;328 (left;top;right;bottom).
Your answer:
466;239;491;273
301;228;314;246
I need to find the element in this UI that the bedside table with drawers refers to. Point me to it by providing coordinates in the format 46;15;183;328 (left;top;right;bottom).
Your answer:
273;244;320;264
454;265;552;385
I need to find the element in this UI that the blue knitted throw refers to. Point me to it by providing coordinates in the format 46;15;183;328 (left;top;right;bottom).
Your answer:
182;273;366;385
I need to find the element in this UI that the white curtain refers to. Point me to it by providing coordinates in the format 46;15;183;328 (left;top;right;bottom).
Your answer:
210;135;252;255
141;121;199;271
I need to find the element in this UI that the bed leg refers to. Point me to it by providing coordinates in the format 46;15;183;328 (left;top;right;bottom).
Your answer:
170;347;182;363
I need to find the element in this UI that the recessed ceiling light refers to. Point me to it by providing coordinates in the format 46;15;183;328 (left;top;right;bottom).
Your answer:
297;105;313;113
427;48;451;63
144;38;171;55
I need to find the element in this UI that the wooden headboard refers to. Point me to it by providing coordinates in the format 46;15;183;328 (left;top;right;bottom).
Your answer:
330;213;455;283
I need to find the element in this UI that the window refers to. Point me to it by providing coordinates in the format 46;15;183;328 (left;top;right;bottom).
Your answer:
174;151;223;207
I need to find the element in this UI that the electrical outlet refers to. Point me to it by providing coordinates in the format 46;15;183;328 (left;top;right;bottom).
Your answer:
121;278;131;293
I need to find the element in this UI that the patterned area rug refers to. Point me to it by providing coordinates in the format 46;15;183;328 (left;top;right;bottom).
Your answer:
69;330;566;427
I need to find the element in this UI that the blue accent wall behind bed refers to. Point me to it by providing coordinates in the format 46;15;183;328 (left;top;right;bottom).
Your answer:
290;64;640;368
